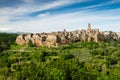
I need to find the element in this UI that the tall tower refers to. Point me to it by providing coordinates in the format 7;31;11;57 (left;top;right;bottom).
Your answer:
87;23;91;32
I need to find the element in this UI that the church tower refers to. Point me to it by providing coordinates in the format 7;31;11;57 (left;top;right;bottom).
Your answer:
87;23;91;32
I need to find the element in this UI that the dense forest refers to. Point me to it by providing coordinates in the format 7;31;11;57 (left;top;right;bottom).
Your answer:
0;33;18;52
0;33;120;80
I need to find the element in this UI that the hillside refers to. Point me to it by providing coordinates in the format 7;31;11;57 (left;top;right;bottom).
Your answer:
0;33;120;80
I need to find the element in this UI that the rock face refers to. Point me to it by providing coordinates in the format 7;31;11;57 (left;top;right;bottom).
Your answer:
16;24;120;47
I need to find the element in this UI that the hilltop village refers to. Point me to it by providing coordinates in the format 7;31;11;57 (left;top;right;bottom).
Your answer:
16;24;120;47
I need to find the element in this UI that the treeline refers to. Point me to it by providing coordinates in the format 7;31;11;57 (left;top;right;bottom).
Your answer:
0;33;18;52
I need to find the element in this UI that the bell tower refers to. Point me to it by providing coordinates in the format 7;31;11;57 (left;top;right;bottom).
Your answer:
87;23;91;32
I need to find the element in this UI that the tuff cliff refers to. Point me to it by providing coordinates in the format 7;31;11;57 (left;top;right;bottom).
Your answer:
16;24;120;47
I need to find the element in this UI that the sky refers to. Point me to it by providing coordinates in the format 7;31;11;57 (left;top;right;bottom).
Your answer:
0;0;120;33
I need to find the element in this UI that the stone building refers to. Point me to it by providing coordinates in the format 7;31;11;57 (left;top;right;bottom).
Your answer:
16;24;120;47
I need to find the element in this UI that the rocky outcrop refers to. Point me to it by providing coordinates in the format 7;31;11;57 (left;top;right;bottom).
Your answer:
16;24;120;47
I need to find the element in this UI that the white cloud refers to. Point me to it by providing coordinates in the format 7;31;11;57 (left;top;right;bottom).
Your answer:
0;16;10;24
37;12;50;17
0;0;85;16
0;0;120;32
1;9;120;33
0;0;86;24
0;27;12;32
22;0;34;3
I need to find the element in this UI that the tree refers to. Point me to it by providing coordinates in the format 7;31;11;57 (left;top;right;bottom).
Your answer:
28;40;36;47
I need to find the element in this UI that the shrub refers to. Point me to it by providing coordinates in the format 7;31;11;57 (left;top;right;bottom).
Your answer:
28;40;36;47
60;53;75;60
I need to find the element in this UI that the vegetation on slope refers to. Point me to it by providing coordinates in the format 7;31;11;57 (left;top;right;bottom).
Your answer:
0;33;18;52
0;33;120;80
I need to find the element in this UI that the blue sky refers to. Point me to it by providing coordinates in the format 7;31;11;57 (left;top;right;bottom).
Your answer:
0;0;120;32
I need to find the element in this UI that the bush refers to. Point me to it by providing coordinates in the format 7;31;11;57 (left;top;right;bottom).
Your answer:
60;53;75;60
